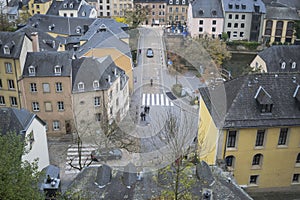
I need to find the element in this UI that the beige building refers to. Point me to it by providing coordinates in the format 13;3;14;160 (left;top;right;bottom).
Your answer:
20;52;74;136
134;0;167;25
167;0;188;25
28;0;52;15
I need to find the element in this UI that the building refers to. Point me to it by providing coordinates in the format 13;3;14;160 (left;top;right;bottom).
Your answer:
221;0;266;41
134;0;167;25
198;73;300;189
28;0;53;15
20;51;74;136
71;56;129;137
187;0;223;38
250;45;300;72
262;0;300;45
166;0;188;26
0;107;50;171
110;0;133;16
0;32;33;109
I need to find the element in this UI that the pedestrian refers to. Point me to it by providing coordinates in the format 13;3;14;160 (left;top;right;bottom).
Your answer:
150;79;153;86
140;112;144;121
144;106;147;114
147;106;150;113
142;112;146;121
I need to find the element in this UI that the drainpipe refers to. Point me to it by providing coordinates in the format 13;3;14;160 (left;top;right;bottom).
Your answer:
14;59;22;109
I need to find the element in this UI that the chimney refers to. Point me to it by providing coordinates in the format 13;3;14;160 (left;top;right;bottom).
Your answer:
31;32;40;52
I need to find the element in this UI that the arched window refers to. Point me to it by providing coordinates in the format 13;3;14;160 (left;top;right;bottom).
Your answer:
252;154;263;166
225;155;235;168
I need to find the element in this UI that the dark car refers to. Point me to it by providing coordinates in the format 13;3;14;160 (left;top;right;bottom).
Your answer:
91;148;122;162
146;48;154;57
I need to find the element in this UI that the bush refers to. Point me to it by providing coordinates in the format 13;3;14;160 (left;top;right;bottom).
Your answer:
226;40;260;50
172;84;182;97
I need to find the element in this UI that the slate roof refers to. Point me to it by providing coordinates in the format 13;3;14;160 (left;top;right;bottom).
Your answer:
199;73;300;129
265;5;300;20
134;0;167;3
72;56;126;92
22;51;72;77
95;164;112;187
222;0;266;13
258;45;300;73
0;31;26;59
167;0;188;6
191;0;224;18
263;0;300;9
16;25;61;51
78;3;95;17
46;0;64;15
0;107;43;135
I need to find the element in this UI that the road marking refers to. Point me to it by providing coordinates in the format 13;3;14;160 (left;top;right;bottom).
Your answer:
142;93;146;106
152;94;155;105
156;94;160;105
160;94;164;106
141;93;174;107
147;94;150;106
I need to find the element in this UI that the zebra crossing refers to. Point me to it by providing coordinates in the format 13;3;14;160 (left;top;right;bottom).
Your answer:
65;145;101;174
141;93;174;107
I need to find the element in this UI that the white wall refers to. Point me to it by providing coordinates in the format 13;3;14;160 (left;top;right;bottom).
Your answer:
22;118;50;171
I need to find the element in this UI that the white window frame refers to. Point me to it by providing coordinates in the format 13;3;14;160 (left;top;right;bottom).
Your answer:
57;101;64;111
54;65;62;75
78;82;84;91
53;121;60;130
8;79;15;90
4;46;10;54
94;97;101;106
32;102;39;111
55;82;63;92
93;80;100;89
30;83;37;92
43;83;50;93
10;96;17;106
28;66;35;76
292;62;296;69
281;62;286;69
0;96;5;105
5;62;12;73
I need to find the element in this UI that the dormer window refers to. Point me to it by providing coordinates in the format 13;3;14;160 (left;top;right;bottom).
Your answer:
82;11;86;16
228;3;233;9
28;66;36;76
78;82;84;91
281;62;286;69
3;45;10;54
175;0;179;4
76;27;81;33
70;3;73;8
254;86;273;114
98;24;107;32
93;80;100;89
63;3;67;8
292;62;297;69
235;3;239;9
54;65;62;75
182;0;185;4
293;85;300;103
242;4;246;9
169;0;173;4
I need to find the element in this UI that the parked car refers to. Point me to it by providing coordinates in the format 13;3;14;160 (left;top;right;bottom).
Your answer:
91;148;122;161
146;48;154;57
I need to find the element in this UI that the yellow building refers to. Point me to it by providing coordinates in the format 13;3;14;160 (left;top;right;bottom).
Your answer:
198;73;300;189
0;32;33;109
262;4;299;45
28;0;52;16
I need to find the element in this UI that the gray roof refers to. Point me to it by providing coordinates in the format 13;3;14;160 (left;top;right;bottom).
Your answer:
28;14;95;36
191;0;224;18
199;73;300;129
258;45;300;73
95;165;112;187
23;51;73;77
0;31;26;59
78;3;95;17
76;26;131;58
263;0;300;9
167;0;188;5
46;0;64;15
265;5;300;20
16;26;60;51
134;0;167;3
196;161;215;186
222;0;266;13
123;163;137;187
72;56;126;92
0;107;44;135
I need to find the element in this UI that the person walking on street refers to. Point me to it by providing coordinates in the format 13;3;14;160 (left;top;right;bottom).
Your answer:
150;79;153;86
140;112;144;121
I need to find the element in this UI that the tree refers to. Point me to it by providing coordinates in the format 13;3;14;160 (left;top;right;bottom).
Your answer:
0;132;44;199
149;110;199;200
0;1;14;31
16;6;31;25
124;4;150;28
294;20;300;39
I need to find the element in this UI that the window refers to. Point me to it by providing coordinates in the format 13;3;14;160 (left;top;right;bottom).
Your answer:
8;79;15;90
212;27;216;32
255;130;265;147
175;7;178;13
225;155;235;168
32;102;39;111
242;14;245;20
93;80;99;89
57;101;64;111
5;63;12;73
4;46;10;54
292;62;297;69
241;23;245;28
169;0;173;4
54;65;61;75
116;98;119;107
0;79;2;88
55;82;62;92
175;0;179;4
199;20;203;25
240;32;244;37
43;83;50;93
110;107;113;115
10;97;17;106
234;23;238;28
169;7;172;12
199;27;203;32
0;96;5;105
296;153;300;164
30;83;37;92
228;23;232;28
227;130;237;148
292;174;300;183
235;14;239;20
78;82;84;91
278;128;288;145
94;97;101;106
250;175;258;184
261;104;273;113
182;8;185;12
228;14;232;19
252;154;263;166
212;20;216;25
53;121;60;130
45;102;52;112
110;90;113;99
95;113;101;122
